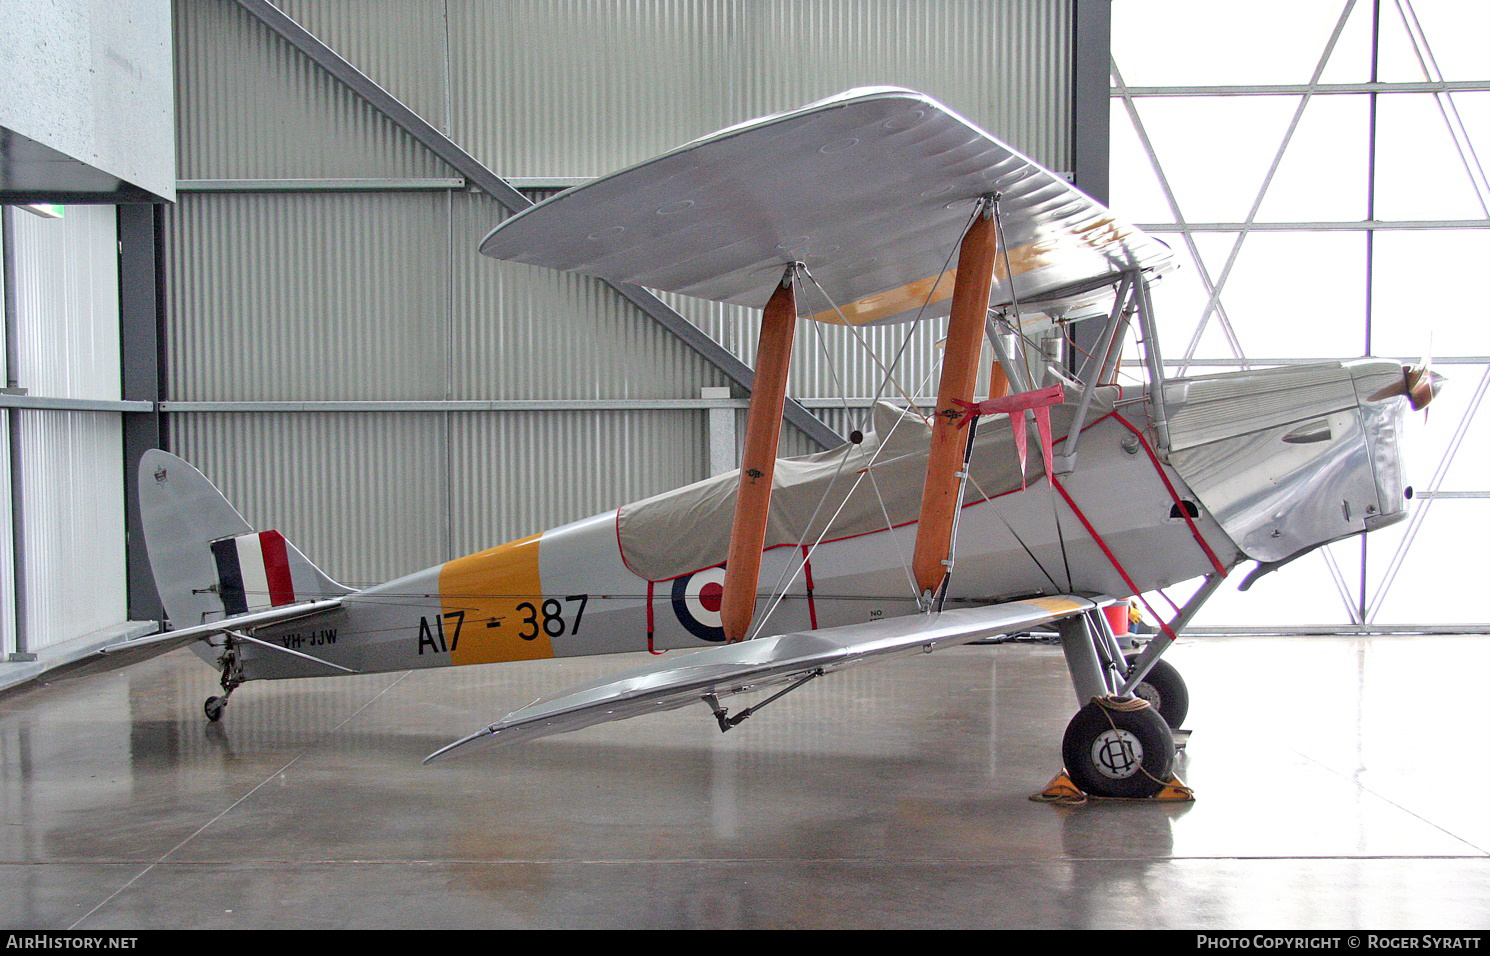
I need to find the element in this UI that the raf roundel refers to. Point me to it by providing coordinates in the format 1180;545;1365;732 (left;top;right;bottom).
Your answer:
671;566;728;642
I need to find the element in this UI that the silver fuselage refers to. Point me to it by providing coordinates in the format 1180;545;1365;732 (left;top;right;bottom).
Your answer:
230;360;1417;682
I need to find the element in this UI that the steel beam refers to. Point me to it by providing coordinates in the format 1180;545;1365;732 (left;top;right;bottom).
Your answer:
118;203;165;622
1071;0;1111;206
233;0;841;449
1139;219;1490;232
0;207;25;660
0;395;153;413
177;178;467;192
160;396;952;413
1068;0;1112;382
1117;79;1490;97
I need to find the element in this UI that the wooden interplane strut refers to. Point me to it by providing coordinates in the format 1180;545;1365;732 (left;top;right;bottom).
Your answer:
911;202;1002;600
722;268;798;643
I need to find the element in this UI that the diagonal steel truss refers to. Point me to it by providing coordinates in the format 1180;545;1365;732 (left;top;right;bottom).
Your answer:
233;0;841;450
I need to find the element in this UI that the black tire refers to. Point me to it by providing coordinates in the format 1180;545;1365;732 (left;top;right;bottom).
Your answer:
204;696;225;722
1061;698;1175;799
1124;653;1189;729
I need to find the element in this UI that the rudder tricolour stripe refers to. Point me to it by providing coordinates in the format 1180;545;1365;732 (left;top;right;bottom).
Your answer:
210;531;296;615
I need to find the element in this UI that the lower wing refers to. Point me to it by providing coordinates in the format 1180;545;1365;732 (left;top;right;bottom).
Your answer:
426;594;1104;762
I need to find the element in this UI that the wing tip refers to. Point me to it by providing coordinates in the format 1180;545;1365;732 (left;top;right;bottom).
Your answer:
423;725;505;764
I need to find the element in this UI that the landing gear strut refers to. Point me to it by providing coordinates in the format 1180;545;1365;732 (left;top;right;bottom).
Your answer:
204;641;243;723
1125;652;1189;729
1052;609;1186;800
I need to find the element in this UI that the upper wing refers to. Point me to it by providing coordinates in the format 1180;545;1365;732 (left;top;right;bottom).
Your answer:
424;594;1103;762
479;87;1171;325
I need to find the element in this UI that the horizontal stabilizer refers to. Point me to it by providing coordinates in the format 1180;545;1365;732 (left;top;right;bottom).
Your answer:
425;594;1101;762
101;599;344;655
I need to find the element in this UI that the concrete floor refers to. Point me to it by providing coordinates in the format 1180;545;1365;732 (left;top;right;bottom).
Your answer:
1;632;1487;930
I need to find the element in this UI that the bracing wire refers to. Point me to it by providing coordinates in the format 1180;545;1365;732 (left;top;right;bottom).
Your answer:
866;466;924;601
799;200;983;432
744;206;993;637
799;270;924;419
990;194;1038;389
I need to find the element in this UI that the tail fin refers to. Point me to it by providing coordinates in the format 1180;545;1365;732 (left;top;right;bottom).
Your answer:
139;450;354;630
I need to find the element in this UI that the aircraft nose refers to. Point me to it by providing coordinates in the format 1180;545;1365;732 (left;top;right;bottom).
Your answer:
1371;362;1445;410
1404;363;1445;411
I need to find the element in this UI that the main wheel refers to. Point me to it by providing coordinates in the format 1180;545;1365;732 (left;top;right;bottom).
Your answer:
1124;653;1189;729
204;696;226;722
1061;698;1175;799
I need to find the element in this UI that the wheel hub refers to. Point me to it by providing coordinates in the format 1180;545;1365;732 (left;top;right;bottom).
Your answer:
1091;728;1144;780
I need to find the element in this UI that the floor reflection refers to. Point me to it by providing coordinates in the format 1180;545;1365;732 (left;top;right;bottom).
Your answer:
0;633;1485;928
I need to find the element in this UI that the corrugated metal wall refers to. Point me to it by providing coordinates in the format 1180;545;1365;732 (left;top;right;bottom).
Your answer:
164;0;1074;585
0;224;10;658
5;207;129;653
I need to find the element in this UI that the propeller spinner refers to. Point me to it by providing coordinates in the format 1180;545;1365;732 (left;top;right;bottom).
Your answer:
1370;362;1444;411
1404;362;1444;411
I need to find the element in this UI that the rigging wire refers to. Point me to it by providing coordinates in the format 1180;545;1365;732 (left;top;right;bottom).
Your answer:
799;270;924;419
866;465;925;602
961;470;1063;594
990;194;1038;389
744;206;991;637
807;321;857;428
799;200;983;434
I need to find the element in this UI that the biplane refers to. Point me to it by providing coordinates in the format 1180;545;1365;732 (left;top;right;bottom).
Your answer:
111;89;1439;799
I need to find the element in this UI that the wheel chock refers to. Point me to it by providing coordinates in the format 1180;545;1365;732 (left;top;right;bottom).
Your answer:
1030;771;1195;804
1154;774;1195;801
1030;771;1088;805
